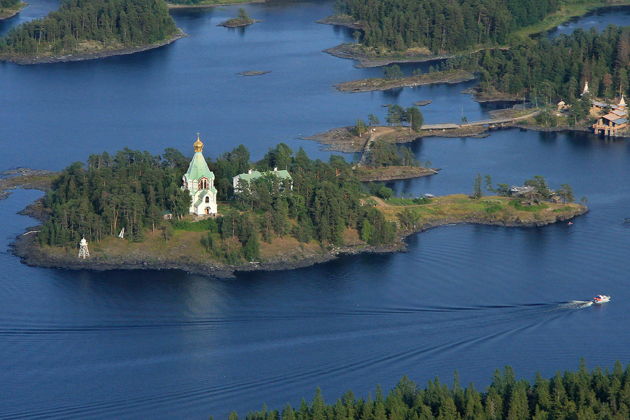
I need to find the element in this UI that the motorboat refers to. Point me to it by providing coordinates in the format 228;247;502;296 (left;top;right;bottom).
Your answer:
592;295;611;304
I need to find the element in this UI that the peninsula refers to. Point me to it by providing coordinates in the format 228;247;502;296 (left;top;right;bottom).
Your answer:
11;140;585;278
305;106;538;153
0;0;184;64
0;0;26;21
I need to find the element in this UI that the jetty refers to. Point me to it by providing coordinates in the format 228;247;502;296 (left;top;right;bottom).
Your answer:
356;110;540;161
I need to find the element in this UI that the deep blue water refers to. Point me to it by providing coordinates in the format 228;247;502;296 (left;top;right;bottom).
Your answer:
2;2;630;419
549;5;630;38
0;0;484;171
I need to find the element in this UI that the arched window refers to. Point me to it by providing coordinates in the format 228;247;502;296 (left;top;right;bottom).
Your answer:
205;197;210;203
200;178;208;190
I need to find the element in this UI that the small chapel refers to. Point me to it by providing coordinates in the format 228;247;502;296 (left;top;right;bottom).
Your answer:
182;134;218;216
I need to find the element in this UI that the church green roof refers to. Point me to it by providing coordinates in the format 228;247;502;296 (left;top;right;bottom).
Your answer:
236;169;292;182
185;152;214;181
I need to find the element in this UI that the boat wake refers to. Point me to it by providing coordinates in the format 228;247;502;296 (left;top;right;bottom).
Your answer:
558;300;593;309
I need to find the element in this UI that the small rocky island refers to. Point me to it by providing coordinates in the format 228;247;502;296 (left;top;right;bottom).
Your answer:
10;137;586;278
335;69;475;93
218;8;259;28
238;70;271;76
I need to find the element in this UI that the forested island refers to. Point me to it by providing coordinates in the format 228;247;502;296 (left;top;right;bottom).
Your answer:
0;0;183;64
222;361;630;420
0;0;26;21
13;144;584;277
325;0;630;66
218;8;259;28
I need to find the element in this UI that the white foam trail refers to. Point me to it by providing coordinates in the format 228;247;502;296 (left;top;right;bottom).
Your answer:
559;300;593;309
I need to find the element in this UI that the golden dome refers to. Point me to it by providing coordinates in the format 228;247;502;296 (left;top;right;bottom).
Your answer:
193;133;204;153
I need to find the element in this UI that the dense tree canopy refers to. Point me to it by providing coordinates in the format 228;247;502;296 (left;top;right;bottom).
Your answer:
235;361;630;420
449;26;630;102
335;0;561;52
39;145;398;261
39;149;191;245
0;0;20;9
0;0;178;56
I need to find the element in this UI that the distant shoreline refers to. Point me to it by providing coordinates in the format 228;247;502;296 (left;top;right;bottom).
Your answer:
0;30;186;65
0;1;27;21
167;0;265;9
320;1;630;68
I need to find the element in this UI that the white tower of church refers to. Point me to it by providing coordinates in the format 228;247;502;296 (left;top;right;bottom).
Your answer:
182;134;218;216
78;237;90;259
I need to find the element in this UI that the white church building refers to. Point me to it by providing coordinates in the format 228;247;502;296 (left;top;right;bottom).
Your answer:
182;134;217;216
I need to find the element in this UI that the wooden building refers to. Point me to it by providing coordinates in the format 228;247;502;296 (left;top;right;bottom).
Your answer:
592;96;628;137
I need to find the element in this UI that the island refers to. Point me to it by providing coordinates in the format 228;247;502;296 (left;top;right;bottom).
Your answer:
335;69;475;93
238;70;271;76
321;0;630;67
218;8;259;28
0;0;26;21
304;105;540;153
0;0;184;65
11;139;585;278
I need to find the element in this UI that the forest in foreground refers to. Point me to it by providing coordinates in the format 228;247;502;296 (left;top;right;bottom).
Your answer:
229;362;630;420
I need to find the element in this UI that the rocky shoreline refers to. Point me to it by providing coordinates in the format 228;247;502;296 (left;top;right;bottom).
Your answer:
0;168;57;200
323;43;455;68
304;125;491;153
218;18;260;28
354;166;439;182
0;31;186;65
167;0;265;9
11;201;587;278
0;1;27;21
335;70;476;93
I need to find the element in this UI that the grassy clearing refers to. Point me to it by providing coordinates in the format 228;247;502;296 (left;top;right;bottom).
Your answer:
385;197;432;206
509;200;549;212
172;218;218;232
377;194;584;226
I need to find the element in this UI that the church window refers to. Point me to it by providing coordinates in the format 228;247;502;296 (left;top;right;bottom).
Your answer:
205;197;209;203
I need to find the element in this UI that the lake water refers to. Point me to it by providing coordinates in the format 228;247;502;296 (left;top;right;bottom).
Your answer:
2;2;630;419
549;5;630;38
